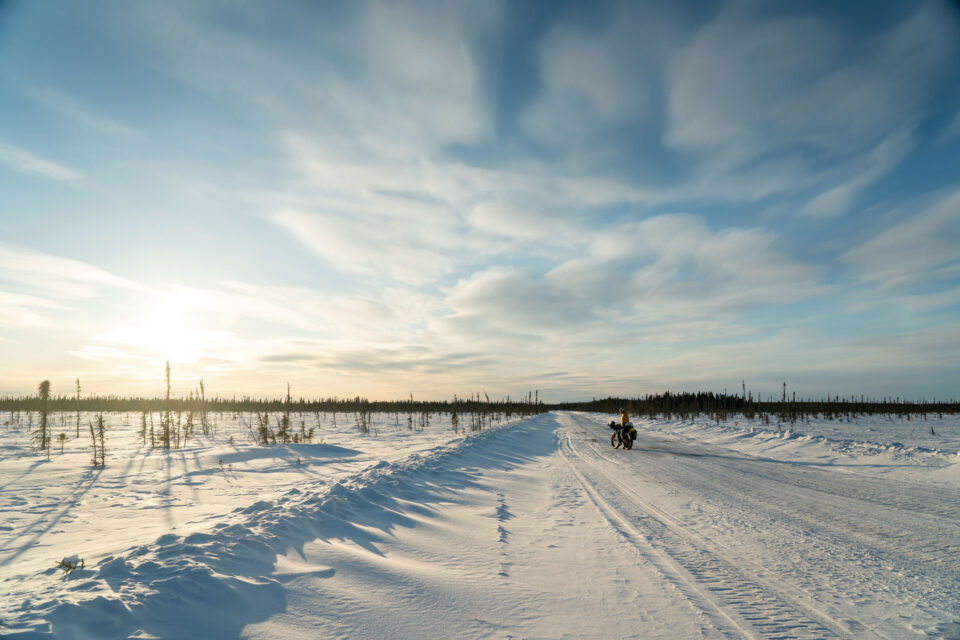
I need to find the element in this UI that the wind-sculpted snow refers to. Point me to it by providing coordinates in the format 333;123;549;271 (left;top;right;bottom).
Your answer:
1;419;549;639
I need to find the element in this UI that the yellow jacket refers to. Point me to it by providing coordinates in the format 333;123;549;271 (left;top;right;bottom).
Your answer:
620;411;630;427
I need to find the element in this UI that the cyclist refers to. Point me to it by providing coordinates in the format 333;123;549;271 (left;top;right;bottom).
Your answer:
618;408;633;441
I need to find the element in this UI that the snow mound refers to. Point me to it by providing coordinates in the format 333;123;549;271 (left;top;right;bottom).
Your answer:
4;418;546;639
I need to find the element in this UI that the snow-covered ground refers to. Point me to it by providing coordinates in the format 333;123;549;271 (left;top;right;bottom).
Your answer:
1;411;958;638
646;411;960;461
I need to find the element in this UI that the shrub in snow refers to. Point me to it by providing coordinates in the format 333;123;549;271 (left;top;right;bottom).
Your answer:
57;556;84;573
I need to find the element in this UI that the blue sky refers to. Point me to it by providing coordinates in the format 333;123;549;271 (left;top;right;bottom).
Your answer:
1;0;959;401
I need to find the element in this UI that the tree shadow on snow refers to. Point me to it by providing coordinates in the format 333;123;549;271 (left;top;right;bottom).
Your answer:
0;467;103;569
39;415;560;640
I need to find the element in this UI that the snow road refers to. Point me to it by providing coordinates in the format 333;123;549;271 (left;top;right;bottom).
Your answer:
246;412;959;639
554;414;960;639
3;412;958;638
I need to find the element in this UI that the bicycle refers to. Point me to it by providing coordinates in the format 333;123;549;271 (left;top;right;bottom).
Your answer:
608;422;636;450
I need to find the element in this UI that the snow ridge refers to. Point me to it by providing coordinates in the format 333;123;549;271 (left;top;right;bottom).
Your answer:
5;419;536;639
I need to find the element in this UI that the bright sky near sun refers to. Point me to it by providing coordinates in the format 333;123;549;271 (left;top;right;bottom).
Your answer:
1;1;959;401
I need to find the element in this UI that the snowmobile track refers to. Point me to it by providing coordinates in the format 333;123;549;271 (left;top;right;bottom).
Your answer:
560;427;892;640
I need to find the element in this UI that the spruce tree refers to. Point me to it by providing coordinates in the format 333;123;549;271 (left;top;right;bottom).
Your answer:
35;380;51;459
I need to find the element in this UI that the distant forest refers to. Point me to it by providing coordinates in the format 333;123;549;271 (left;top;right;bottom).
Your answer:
2;385;957;419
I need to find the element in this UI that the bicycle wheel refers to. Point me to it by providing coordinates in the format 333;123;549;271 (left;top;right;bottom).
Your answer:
610;432;620;449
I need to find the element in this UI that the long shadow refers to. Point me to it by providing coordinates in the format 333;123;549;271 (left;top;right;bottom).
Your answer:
178;451;202;507
0;467;103;568
116;447;143;482
216;443;360;466
180;443;361;483
39;415;562;640
0;458;50;493
158;451;175;530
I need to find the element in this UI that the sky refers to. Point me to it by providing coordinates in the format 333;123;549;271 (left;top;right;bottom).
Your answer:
1;0;959;402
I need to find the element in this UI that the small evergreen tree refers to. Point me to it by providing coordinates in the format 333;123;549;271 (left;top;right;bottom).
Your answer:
75;378;81;438
162;361;172;449
199;378;209;436
96;413;106;466
35;380;51;459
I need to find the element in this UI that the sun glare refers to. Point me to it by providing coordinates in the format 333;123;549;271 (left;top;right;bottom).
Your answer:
137;293;201;363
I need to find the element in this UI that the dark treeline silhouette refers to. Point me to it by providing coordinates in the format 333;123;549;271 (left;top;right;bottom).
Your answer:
2;389;957;419
560;391;960;421
0;391;549;417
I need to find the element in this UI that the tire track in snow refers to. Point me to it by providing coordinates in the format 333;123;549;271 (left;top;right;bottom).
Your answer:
663;447;960;582
649;434;960;555
606;418;960;633
558;444;755;639
558;416;892;640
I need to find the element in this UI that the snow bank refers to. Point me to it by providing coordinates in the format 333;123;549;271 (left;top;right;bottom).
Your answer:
634;413;960;468
2;417;546;639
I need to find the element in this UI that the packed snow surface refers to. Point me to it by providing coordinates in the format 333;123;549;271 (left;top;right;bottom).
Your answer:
1;411;958;638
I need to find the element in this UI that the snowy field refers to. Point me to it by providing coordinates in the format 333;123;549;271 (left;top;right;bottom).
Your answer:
647;412;960;460
1;410;958;638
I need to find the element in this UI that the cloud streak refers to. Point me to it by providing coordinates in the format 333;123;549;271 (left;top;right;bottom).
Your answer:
842;189;960;288
666;1;957;209
551;215;826;318
31;87;140;139
0;143;80;181
0;245;140;300
802;128;916;218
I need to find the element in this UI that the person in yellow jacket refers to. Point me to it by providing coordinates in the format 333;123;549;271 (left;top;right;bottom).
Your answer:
618;408;636;443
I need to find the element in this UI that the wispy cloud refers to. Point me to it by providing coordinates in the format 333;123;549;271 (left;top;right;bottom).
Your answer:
269;208;454;285
0;291;65;328
666;1;957;208
550;214;826;318
270;135;621;283
467;201;575;243
424;213;828;383
513;1;959;215
841;188;960;288
0;245;140;300
178;280;437;341
0;143;80;181
940;111;960;143
802;129;916;218
132;0;497;157
445;266;595;334
71;345;132;361
0;246;141;330
520;2;674;147
31;87;140;139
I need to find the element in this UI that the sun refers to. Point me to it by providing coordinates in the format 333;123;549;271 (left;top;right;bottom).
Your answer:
137;293;202;363
88;291;213;365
